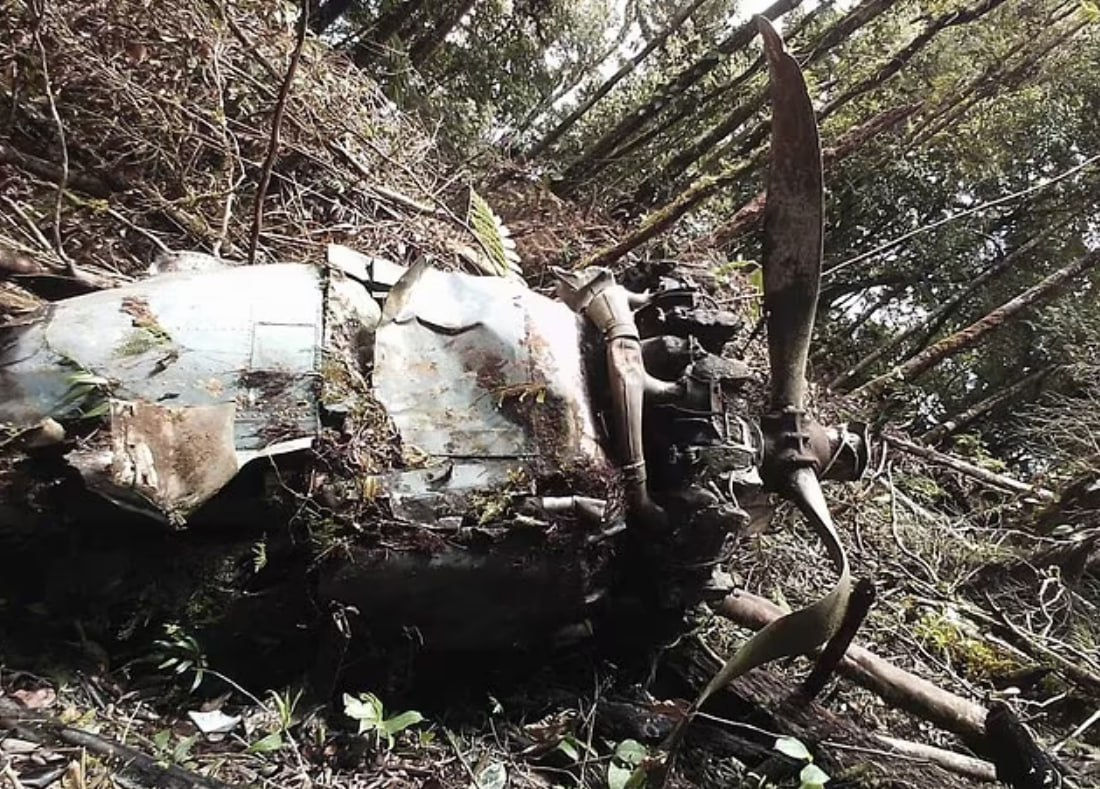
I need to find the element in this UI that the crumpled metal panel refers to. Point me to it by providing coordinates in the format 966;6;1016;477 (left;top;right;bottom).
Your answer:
373;267;605;463
0;264;323;453
0;263;326;521
68;401;240;523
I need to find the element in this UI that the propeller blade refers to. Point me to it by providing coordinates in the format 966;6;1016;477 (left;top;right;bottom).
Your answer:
656;467;851;781
757;15;824;413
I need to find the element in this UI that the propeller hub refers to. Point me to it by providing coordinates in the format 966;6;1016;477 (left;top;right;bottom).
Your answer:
760;411;870;490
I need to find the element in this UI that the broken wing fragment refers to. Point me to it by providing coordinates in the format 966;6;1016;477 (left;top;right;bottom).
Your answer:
0;263;328;522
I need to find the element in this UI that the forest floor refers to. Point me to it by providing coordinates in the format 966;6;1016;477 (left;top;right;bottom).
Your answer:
2;1;1099;787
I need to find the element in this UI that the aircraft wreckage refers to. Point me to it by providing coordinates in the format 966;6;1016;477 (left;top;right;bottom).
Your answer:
0;21;869;671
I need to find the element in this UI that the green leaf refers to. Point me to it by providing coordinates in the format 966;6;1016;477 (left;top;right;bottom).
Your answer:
608;762;633;789
344;692;384;734
153;729;172;752
799;762;830;788
467;187;522;277
557;736;580;762
614;738;647;766
172;734;198;763
381;710;425;737
609;739;648;789
248;732;284;754
774;736;813;762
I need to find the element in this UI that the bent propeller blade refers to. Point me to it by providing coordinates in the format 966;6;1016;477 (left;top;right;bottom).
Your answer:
757;15;824;414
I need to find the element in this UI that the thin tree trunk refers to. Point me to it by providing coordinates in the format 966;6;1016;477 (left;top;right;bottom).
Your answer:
820;0;1011;118
631;0;896;206
828;225;1062;392
583;0;835;183
407;0;477;67
580;102;914;271
702;102;919;249
348;0;430;66
510;11;635;145
694;0;1011;182
920;366;1058;444
554;0;804;196
579;155;760;269
849;247;1100;400
884;435;1056;501
525;0;710;160
907;3;1081;150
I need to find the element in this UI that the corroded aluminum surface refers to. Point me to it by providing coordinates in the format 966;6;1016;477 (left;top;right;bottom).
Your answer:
374;267;605;462
0;263;326;519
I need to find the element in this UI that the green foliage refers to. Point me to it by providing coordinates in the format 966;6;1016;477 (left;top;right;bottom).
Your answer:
467;188;521;276
607;738;648;789
914;609;1017;680
774;736;831;788
343;692;426;749
153;624;208;692
55;369;111;421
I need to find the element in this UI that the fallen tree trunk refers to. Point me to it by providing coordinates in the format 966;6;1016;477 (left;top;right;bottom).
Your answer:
716;590;989;749
876;735;997;782
884;434;1055;501
920;365;1059;444
662;641;981;787
716;590;1071;788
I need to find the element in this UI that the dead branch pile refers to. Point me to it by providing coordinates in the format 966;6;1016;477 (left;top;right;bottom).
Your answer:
0;0;470;298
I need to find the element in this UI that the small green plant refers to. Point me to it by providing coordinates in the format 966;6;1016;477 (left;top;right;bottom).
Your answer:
269;687;303;732
773;736;830;788
607;738;648;789
153;624;208;692
343;692;425;749
152;728;199;764
467;187;521;276
251;539;268;573
55;370;111;420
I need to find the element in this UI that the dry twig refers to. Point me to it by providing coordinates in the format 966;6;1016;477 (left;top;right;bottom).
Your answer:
248;0;310;263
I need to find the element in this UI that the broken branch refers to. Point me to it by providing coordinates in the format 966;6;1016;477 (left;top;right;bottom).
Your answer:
248;0;309;264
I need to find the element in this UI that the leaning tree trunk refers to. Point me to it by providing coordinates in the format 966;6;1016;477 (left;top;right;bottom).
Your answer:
828;225;1063;392
907;2;1082;151
582;0;837;185
920;365;1059;444
348;0;430;66
525;0;710;160
554;0;803;197
579;100;915;271
407;0;477;67
849;247;1100;400
699;102;920;249
511;13;635;145
689;0;1012;184
630;0;896;207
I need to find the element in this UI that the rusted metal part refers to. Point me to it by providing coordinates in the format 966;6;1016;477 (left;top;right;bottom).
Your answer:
553;266;666;527
370;264;615;521
69;401;239;524
374;266;606;462
759;15;824;415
